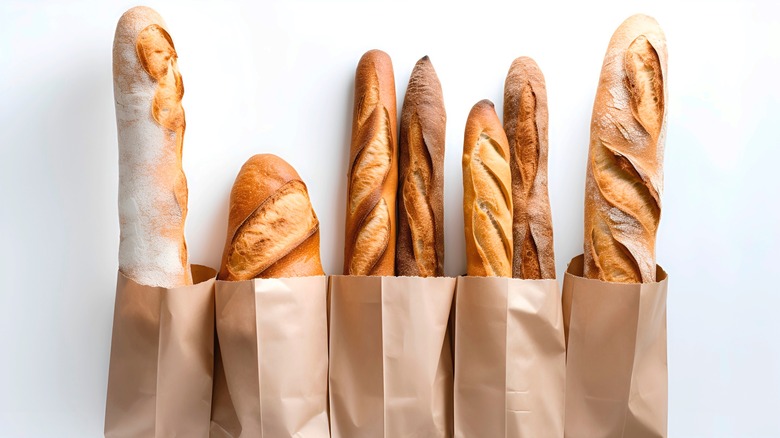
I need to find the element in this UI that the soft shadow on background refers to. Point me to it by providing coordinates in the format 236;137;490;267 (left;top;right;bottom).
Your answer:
0;46;117;434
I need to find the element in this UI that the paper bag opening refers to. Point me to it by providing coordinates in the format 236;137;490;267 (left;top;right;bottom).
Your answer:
562;254;668;438
105;264;217;438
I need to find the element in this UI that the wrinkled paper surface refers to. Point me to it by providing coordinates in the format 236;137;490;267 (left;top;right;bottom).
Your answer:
105;265;217;438
329;276;456;438
211;276;330;438
453;276;565;438
562;255;668;438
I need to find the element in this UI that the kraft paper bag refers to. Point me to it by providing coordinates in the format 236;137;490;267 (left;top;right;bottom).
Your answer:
105;264;217;438
561;255;668;438
213;276;330;438
453;276;566;438
329;275;456;438
209;341;241;438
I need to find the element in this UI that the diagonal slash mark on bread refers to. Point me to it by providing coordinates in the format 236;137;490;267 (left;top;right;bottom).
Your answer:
503;57;557;280
136;24;189;268
402;111;437;276
585;15;667;283
515;80;542;278
226;180;319;279
347;102;393;274
469;132;513;276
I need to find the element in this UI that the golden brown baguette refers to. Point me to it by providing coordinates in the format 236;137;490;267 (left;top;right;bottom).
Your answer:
114;6;191;288
503;57;556;280
218;154;324;280
343;50;398;276
462;100;513;277
584;14;668;283
396;56;446;277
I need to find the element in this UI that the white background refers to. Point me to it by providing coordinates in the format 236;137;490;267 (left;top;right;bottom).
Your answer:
1;0;779;436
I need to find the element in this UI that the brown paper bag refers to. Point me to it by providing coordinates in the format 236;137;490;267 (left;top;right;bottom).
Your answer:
329;276;456;438
209;341;241;438
105;265;217;438
561;255;668;438
212;276;330;438
453;276;566;438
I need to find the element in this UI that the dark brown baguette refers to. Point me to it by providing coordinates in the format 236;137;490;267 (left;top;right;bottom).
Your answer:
396;56;446;277
503;56;556;280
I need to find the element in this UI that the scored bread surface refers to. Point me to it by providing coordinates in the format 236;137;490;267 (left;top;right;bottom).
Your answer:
114;6;191;288
503;57;556;280
463;100;513;278
343;50;398;276
396;56;446;277
219;154;324;280
584;14;668;283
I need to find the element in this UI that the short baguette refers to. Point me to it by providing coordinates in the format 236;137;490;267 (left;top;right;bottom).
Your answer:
218;154;324;280
462;100;513;277
503;57;556;280
584;14;668;283
114;6;191;288
343;50;398;276
396;56;446;277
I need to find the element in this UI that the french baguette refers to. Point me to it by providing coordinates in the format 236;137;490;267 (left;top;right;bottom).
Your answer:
463;100;513;277
343;50;398;276
396;56;446;277
114;6;191;288
503;56;556;280
584;14;668;283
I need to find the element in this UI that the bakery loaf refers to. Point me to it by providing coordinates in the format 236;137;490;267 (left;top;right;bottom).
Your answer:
343;50;398;276
503;57;556;280
396;56;446;277
218;154;324;280
462;100;513;277
584;14;668;283
114;6;191;288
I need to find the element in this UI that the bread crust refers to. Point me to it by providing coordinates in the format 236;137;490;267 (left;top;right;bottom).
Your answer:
584;14;668;283
396;56;446;277
343;50;398;276
503;57;556;279
218;154;324;280
114;6;191;287
462;100;513;277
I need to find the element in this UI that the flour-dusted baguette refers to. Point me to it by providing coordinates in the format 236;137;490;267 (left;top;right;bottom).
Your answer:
218;154;324;280
503;57;556;280
114;6;191;288
463;100;513;277
584;14;668;283
396;56;446;277
343;49;398;276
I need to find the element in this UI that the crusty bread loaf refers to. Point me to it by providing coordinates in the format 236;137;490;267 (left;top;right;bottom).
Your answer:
503;57;556;280
343;49;398;276
584;14;668;283
114;6;191;288
218;154;324;280
396;56;446;277
462;100;513;277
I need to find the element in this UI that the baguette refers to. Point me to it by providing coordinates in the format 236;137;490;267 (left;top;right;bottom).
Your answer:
503;57;556;279
396;56;446;277
584;14;668;283
343;49;398;276
114;6;191;288
462;100;513;277
218;154;324;280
